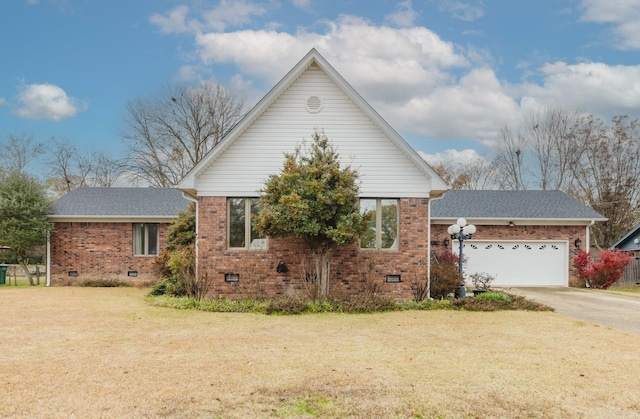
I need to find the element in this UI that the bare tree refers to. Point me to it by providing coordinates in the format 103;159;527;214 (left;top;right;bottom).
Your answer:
431;157;498;190
570;115;640;248
491;126;526;190
525;107;584;191
0;134;43;176
121;82;246;187
492;107;586;191
45;139;124;197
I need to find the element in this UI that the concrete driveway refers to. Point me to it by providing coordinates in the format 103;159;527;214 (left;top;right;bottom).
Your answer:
506;287;640;335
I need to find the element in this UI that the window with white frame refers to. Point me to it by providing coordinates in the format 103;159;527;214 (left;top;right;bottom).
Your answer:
133;223;159;256
228;198;266;249
359;199;399;250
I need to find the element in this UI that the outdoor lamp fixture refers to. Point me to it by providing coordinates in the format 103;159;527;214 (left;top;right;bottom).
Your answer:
447;217;476;298
574;238;582;249
634;238;640;248
443;237;450;247
508;221;515;227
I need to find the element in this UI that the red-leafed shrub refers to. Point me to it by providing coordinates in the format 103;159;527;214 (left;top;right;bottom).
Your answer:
573;250;633;289
436;249;466;270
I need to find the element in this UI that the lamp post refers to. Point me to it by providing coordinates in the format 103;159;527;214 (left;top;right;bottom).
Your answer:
447;217;476;298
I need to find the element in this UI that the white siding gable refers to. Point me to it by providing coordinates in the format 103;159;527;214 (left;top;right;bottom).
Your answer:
195;64;435;198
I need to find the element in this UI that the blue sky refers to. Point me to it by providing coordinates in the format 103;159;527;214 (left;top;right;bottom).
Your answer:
2;0;640;167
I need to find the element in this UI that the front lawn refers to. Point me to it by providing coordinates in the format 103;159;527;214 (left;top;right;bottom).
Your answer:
2;287;640;418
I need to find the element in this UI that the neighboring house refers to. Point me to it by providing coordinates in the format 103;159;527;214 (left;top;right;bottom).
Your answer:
609;225;640;287
610;225;640;257
177;48;449;300
431;190;606;287
47;187;190;286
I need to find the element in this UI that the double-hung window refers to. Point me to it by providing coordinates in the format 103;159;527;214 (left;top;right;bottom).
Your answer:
133;223;159;256
359;199;399;250
228;198;266;249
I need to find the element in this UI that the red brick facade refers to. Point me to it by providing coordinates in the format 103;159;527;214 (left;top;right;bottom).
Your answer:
197;196;432;300
49;221;170;285
48;200;589;290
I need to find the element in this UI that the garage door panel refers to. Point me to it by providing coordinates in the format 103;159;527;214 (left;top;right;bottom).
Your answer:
453;240;567;286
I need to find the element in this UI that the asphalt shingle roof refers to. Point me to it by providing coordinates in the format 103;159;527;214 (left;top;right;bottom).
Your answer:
431;190;606;220
50;187;190;218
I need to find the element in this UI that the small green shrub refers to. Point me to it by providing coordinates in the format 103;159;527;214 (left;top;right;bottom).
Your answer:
80;278;129;287
476;291;510;302
395;299;453;311
148;276;187;297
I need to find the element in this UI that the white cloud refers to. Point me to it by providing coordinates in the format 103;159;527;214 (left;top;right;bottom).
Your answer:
518;61;640;114
15;83;86;121
385;0;419;27
0;97;6;106
378;67;520;143
195;15;468;88
26;0;39;5
202;0;267;32
438;0;485;22
151;1;266;34
579;0;640;49
150;5;201;34
419;148;485;166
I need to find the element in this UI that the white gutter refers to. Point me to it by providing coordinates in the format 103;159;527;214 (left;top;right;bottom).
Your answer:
182;192;199;280
427;192;447;300
586;220;595;253
46;232;51;287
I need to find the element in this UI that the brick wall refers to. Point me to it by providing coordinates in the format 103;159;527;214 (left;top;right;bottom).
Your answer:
430;223;586;286
197;196;432;300
49;221;170;285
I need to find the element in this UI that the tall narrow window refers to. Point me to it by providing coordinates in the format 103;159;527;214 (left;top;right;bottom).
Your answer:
359;199;398;250
133;223;159;256
228;198;266;249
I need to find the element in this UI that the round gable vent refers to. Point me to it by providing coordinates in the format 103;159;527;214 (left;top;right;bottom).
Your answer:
305;95;323;113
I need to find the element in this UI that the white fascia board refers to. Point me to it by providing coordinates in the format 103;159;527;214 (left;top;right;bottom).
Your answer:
431;217;606;226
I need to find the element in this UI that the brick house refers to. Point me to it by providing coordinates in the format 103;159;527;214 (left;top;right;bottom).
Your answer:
176;49;604;298
47;187;189;285
177;49;448;299
46;49;605;295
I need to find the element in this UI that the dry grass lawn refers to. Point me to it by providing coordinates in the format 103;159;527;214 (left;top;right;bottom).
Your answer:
1;287;640;418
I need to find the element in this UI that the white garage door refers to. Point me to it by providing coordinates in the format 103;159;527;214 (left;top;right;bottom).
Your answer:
452;240;568;287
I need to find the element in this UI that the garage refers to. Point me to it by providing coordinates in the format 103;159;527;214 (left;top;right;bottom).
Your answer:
456;240;568;287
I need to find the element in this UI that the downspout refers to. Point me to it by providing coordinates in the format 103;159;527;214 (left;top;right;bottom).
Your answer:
586;220;594;254
182;192;199;280
46;231;51;287
427;193;446;300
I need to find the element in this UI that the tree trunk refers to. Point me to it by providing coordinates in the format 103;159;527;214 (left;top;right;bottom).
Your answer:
312;249;331;299
17;257;34;286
